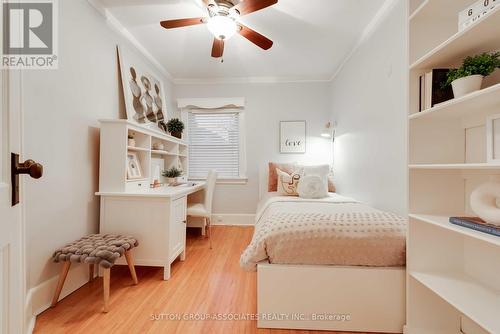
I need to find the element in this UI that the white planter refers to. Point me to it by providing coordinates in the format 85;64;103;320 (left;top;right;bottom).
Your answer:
128;138;136;147
451;74;483;98
165;177;176;185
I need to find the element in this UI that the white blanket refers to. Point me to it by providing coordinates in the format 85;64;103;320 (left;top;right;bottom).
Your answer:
241;193;407;271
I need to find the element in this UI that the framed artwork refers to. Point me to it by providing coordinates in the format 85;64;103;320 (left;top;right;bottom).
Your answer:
486;114;500;163
127;152;143;179
280;121;306;154
118;45;168;133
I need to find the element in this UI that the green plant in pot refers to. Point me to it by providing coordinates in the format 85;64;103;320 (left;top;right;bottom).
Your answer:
166;118;184;139
444;52;500;98
162;167;183;185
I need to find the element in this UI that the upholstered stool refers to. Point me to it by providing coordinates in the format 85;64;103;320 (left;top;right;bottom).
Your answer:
51;234;139;312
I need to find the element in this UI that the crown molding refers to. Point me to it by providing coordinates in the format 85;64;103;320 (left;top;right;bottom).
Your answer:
174;76;332;85
87;0;174;82
329;0;400;82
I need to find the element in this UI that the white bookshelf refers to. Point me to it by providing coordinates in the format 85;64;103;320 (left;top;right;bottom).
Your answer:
407;1;500;333
98;119;188;193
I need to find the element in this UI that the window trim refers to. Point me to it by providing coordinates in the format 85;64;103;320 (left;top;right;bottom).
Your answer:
186;108;247;181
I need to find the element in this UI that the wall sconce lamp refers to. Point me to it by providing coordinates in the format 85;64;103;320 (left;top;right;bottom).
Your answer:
321;121;336;140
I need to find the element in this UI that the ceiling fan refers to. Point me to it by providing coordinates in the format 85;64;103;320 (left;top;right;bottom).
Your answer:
160;0;277;58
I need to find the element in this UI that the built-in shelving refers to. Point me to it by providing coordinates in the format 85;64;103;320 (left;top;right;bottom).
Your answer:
407;2;500;333
409;83;500;120
151;150;177;156
409;214;500;247
127;146;150;152
409;163;500;170
411;6;500;69
410;271;500;334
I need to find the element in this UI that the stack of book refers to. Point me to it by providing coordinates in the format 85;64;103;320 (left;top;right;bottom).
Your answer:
418;69;454;112
449;217;500;237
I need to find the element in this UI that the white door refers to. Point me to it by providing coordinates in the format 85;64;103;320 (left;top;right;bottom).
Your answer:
0;3;24;332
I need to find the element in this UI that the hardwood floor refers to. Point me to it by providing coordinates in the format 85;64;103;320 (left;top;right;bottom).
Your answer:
35;226;374;334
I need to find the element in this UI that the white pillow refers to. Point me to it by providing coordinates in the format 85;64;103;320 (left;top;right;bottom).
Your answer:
298;175;328;199
299;164;329;193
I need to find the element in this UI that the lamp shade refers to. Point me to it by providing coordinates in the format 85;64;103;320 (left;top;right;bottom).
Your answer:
207;16;237;40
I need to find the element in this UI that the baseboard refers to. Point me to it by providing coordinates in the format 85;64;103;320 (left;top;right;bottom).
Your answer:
211;214;255;226
26;263;91;327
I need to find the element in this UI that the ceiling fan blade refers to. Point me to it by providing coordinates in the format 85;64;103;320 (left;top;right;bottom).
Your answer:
211;38;224;58
233;0;278;16
160;17;205;29
238;24;273;50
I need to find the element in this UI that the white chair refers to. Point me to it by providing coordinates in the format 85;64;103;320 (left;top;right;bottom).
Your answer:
187;170;217;248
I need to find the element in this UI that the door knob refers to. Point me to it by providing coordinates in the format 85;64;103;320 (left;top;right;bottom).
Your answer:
11;153;43;206
14;158;43;179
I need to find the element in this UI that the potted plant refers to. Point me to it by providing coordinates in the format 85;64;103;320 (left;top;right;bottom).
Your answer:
166;118;185;139
162;167;183;185
443;52;500;98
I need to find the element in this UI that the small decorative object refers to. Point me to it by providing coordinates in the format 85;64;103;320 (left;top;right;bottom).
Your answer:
470;181;500;226
443;52;500;98
162;167;183;185
150;180;163;188
166;118;184;139
458;0;497;31
486;114;500;163
152;142;165;151
128;135;136;147
118;45;168;132
280;121;306;154
151;158;163;185
126;152;143;179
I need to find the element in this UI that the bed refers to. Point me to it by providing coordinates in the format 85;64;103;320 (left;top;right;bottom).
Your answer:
240;168;407;333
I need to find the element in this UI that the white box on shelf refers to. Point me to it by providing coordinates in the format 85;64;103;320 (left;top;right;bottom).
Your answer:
459;0;497;31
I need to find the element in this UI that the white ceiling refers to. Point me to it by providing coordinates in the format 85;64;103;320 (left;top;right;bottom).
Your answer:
97;0;386;82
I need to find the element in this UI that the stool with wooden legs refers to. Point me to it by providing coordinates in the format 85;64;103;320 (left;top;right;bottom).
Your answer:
51;234;139;313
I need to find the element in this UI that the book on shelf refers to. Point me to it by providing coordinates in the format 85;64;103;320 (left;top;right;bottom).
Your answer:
449;216;500;237
418;69;454;111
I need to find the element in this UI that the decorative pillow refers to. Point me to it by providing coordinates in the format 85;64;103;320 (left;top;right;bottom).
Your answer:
298;175;328;199
299;164;329;193
276;168;301;196
268;162;296;192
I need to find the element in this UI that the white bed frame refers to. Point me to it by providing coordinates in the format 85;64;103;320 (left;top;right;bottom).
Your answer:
256;165;406;333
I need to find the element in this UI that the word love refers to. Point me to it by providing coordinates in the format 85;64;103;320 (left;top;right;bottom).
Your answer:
284;139;302;147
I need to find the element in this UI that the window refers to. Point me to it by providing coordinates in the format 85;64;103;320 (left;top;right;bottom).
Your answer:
188;111;245;180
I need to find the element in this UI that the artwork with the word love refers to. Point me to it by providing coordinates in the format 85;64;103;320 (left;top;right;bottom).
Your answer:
280;121;306;154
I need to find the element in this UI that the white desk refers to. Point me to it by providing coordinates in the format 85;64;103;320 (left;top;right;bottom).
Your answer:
96;182;205;280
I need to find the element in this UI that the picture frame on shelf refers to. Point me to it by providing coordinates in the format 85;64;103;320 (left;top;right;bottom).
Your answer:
118;45;169;134
280;121;306;154
486;113;500;163
127;152;143;179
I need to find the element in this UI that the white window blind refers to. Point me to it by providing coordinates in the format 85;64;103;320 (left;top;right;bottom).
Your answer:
188;112;241;179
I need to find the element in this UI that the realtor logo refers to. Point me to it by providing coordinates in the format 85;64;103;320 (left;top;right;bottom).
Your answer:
2;0;58;69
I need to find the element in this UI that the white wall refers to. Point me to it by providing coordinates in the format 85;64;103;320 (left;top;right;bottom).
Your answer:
329;0;407;215
22;0;175;315
175;82;333;215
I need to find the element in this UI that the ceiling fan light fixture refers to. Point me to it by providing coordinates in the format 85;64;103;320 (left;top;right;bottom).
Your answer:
207;15;237;40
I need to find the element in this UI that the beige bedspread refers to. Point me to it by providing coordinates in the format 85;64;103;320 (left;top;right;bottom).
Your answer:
240;193;407;271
